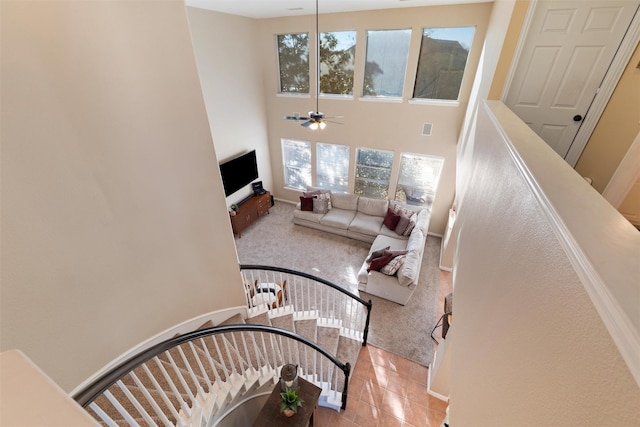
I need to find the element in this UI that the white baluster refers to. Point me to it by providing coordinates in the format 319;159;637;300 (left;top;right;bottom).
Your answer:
129;370;174;426
141;363;183;422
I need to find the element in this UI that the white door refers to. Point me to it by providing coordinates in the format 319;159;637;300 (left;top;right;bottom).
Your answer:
505;0;639;159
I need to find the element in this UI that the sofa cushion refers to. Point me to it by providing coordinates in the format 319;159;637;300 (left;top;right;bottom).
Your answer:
349;212;384;236
358;197;388;217
406;228;424;252
398;249;421;286
293;208;324;223
319;208;356;230
331;192;359;210
300;196;315;211
415;209;431;233
397;229;425;286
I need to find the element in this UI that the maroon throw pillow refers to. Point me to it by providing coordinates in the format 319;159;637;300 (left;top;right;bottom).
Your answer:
300;196;315;211
367;253;394;272
383;208;401;230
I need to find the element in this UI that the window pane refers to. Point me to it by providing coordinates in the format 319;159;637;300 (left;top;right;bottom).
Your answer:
413;27;475;100
320;31;356;95
395;153;444;207
354;148;394;199
363;29;412;98
278;33;309;94
282;139;312;190
317;142;349;192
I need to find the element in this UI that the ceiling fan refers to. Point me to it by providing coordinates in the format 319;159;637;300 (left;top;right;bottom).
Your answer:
284;0;342;130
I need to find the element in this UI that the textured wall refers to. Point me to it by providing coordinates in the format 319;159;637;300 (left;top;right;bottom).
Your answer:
1;0;245;391
449;101;640;425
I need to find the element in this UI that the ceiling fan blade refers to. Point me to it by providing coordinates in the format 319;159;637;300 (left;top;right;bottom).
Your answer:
284;115;309;121
324;120;344;125
324;115;344;119
301;120;313;127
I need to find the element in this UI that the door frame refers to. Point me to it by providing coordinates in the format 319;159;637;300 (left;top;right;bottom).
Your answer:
501;0;640;167
602;130;640;209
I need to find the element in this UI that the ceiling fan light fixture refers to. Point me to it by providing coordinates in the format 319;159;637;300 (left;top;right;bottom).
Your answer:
309;122;319;130
319;121;327;130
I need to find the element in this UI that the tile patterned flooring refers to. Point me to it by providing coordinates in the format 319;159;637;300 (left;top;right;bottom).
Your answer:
315;270;453;427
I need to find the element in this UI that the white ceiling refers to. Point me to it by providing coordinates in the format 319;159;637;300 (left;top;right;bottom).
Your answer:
185;0;490;19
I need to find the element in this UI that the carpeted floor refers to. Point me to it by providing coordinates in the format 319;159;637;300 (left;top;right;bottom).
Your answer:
233;200;441;367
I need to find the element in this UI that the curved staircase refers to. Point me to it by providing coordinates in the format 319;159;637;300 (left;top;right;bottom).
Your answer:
74;266;372;426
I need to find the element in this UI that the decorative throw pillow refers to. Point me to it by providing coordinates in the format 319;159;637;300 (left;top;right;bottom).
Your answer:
366;246;390;262
312;197;329;214
403;213;418;236
300;196;315;211
316;192;332;209
395;214;411;236
383;208;401;230
380;255;406;276
392;203;415;219
385;249;408;258
367;253;394;272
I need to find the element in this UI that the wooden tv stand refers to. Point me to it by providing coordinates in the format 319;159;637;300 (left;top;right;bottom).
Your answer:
230;191;272;237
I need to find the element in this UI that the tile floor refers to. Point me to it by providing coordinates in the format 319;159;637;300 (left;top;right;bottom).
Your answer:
315;270;453;427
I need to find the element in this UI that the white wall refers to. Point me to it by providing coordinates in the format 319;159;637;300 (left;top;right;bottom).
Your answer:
1;0;245;391
257;3;493;234
186;7;273;207
449;101;640;425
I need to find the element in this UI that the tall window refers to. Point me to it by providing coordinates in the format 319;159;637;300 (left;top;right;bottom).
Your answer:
395;153;444;207
320;31;357;96
363;29;412;98
277;33;309;94
354;148;394;199
413;27;475;101
317;143;349;192
282;139;312;190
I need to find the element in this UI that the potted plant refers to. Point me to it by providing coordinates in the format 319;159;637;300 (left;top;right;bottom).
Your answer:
280;386;304;417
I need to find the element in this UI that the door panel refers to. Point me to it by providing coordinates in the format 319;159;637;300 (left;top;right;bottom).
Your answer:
506;1;639;159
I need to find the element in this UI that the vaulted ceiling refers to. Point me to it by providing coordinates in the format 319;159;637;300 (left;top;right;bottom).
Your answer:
185;0;490;19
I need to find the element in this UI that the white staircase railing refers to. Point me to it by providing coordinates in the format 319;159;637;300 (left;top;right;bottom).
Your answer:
240;265;372;345
74;325;351;426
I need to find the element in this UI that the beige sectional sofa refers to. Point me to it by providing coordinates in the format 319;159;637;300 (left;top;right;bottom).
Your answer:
292;187;431;305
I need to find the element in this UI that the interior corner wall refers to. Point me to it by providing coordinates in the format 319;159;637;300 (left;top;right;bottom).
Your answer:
0;0;245;391
186;7;273;207
449;101;640;426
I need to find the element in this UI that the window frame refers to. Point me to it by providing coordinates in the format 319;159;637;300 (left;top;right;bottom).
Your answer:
411;26;476;103
354;147;395;200
361;28;413;100
394;152;445;208
316;142;350;193
281;138;312;191
276;32;310;95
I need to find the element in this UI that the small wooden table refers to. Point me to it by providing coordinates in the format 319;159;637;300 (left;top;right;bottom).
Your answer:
252;377;322;427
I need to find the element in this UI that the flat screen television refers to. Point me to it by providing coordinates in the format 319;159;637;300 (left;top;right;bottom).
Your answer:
219;150;258;197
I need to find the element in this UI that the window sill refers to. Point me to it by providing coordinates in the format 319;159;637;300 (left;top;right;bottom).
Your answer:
358;96;403;104
319;94;354;101
408;99;460;107
277;93;311;99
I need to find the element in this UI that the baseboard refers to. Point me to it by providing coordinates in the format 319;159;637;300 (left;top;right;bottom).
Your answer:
426;362;449;402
